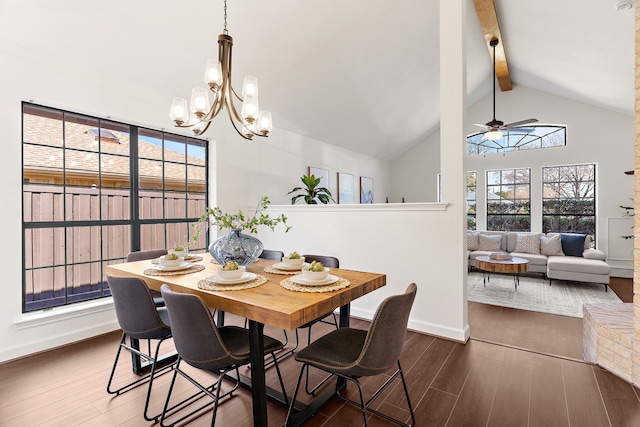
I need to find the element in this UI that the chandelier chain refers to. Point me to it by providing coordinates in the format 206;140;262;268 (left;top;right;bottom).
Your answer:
223;0;228;34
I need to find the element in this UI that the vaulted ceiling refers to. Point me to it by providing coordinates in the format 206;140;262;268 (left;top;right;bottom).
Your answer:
1;0;635;160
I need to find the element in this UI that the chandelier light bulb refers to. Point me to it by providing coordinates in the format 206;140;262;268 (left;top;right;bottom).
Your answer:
190;116;206;135
170;97;189;125
241;96;259;122
204;59;223;89
190;87;210;117
242;76;259;98
257;111;273;135
239;123;256;139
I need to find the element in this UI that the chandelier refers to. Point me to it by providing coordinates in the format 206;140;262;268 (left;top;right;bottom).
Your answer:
169;0;272;140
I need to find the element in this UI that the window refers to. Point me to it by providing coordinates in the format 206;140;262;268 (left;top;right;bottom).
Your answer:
542;164;596;242
466;171;477;230
486;168;531;231
22;103;207;312
467;125;566;156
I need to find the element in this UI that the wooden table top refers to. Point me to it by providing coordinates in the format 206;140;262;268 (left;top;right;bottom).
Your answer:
475;255;530;274
106;254;386;330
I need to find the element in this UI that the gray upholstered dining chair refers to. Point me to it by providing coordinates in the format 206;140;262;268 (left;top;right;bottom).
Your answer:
106;275;173;422
259;248;284;261
292;254;341;393
300;254;340;329
285;283;418;427
158;284;288;427
126;249;168;307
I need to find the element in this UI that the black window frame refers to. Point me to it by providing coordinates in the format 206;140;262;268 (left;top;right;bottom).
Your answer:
542;164;596;244
466;171;477;230
486;167;531;232
22;102;208;312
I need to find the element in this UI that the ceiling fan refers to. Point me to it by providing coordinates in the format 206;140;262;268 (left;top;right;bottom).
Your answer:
474;38;538;140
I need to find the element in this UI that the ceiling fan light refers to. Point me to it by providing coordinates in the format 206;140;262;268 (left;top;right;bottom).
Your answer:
485;130;503;141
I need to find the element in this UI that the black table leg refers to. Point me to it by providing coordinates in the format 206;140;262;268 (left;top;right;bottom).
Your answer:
337;303;350;391
248;320;268;427
130;337;142;373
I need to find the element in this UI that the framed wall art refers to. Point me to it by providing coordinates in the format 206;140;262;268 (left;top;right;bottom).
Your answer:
360;176;373;204
308;166;329;189
337;172;355;204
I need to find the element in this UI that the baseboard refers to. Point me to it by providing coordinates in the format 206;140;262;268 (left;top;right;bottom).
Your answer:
350;305;470;343
1;320;120;364
610;268;633;279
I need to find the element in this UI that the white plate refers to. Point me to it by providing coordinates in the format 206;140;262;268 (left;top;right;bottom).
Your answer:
273;262;309;271
152;262;193;271
290;274;339;286
206;272;257;285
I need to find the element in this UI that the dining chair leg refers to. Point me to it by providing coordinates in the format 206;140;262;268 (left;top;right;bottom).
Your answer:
106;333;174;422
160;360;240;427
334;361;415;427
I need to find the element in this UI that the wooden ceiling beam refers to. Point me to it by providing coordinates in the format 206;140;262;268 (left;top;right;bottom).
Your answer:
473;0;512;91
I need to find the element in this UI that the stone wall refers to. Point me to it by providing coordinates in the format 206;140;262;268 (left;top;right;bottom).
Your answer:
585;6;640;386
633;3;640;385
584;303;634;380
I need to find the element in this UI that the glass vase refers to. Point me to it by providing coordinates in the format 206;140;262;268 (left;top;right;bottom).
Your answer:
209;228;263;267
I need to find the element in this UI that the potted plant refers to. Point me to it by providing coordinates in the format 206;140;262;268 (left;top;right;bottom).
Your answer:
287;174;335;204
190;196;290;266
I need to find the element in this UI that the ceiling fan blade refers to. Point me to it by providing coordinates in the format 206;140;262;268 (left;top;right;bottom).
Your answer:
473;123;489;128
504;127;535;133
505;118;538;127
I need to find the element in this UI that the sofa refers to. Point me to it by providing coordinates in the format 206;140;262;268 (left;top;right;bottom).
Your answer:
467;231;611;291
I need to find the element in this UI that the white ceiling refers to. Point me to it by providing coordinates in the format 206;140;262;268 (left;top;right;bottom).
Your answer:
1;0;635;160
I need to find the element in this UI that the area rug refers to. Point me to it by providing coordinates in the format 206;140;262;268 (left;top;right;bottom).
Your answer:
467;272;622;318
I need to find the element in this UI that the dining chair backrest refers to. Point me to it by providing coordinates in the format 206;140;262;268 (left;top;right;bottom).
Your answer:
126;249;168;262
351;283;417;377
259;249;284;261
302;254;339;268
107;276;171;340
160;284;244;371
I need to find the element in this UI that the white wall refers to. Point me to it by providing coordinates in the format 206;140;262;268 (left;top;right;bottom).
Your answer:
393;85;635;259
257;203;468;341
391;131;441;202
0;33;392;363
210;122;391;214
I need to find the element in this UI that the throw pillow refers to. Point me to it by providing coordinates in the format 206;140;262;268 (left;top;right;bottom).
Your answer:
540;235;564;256
467;232;480;251
514;233;541;254
478;234;502;251
560;233;587;257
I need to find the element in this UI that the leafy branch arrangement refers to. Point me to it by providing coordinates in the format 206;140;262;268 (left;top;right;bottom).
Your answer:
187;196;290;248
620;201;635;239
287;174;335;204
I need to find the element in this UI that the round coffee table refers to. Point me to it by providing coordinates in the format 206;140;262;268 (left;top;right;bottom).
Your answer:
474;255;530;291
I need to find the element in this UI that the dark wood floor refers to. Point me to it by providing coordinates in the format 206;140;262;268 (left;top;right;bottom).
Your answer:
2;284;640;426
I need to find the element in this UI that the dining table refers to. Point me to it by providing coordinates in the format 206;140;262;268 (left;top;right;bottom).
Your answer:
106;253;386;427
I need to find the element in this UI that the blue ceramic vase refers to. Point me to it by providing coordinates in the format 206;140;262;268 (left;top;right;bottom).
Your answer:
209;228;263;267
